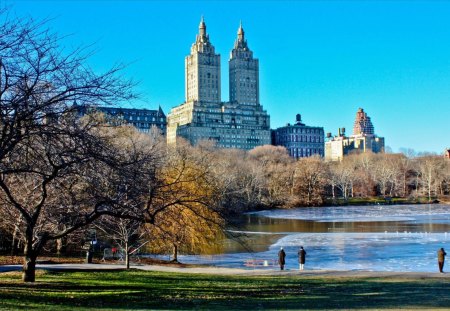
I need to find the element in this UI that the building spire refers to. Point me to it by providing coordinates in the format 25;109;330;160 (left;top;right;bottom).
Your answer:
192;15;214;54
199;16;206;37
233;20;248;50
237;20;244;41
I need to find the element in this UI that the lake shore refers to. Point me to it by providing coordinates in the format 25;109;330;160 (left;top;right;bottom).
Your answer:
323;196;450;207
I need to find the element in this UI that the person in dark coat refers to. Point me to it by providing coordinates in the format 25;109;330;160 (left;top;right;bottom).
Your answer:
438;247;447;273
278;247;286;270
298;246;306;270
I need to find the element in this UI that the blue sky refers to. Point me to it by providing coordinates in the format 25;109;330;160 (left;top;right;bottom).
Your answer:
6;0;450;153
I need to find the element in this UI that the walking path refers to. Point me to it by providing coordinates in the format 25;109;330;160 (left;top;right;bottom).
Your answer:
1;263;449;278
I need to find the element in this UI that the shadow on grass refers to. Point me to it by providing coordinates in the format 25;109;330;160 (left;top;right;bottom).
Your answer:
1;270;450;310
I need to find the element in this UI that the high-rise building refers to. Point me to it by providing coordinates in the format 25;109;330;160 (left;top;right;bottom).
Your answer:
353;108;374;135
185;17;221;103
272;114;324;159
229;22;259;107
325;108;384;161
167;18;271;150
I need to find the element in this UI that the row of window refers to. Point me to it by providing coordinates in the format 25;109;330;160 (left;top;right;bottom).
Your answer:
238;77;256;82
102;109;160;117
238;82;256;88
278;135;324;143
278;127;323;134
231;93;257;101
197;115;261;125
190;128;268;141
132;123;165;129
220;144;254;149
127;116;165;122
138;127;165;133
290;148;324;158
209;137;264;143
231;51;257;67
200;72;218;79
199;82;219;88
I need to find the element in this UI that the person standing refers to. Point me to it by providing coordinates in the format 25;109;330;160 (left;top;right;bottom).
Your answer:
298;246;306;270
278;247;286;270
438;247;447;273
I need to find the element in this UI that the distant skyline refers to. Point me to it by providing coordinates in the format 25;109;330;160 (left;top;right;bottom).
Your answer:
5;0;450;154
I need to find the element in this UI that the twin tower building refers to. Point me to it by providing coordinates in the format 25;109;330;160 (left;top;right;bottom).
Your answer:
167;18;271;149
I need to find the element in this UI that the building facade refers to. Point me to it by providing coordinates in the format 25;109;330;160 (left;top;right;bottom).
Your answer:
353;107;374;135
325;108;385;161
185;17;221;103
77;105;166;135
229;22;259;107
272;114;324;159
167;18;271;150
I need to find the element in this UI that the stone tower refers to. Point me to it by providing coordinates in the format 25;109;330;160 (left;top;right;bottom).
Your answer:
185;17;221;103
167;18;271;149
353;108;374;135
229;22;259;106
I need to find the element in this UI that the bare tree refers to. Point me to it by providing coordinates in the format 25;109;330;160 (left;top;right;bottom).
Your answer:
87;126;165;269
0;12;136;282
328;160;354;201
96;216;145;269
417;156;447;201
292;156;328;206
248;145;294;207
210;148;250;212
350;152;377;197
372;154;399;197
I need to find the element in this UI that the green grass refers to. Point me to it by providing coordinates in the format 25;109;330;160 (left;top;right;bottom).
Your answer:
0;270;449;310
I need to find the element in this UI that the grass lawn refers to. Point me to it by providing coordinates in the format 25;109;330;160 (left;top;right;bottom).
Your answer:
1;270;450;310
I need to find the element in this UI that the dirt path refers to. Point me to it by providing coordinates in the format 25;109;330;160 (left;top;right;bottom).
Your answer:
1;263;450;279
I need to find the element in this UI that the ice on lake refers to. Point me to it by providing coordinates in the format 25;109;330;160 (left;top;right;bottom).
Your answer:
250;204;450;224
149;205;450;272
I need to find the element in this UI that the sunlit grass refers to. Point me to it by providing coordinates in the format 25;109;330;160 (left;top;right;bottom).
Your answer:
0;270;449;310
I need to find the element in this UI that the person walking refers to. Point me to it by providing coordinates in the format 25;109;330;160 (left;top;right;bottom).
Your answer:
298;246;306;270
278;247;286;270
438;247;447;273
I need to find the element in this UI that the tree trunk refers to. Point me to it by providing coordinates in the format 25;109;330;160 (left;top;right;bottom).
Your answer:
11;231;18;256
22;231;37;282
125;242;130;269
428;180;432;201
172;244;178;263
403;173;407;197
56;238;66;256
22;254;37;282
10;222;21;256
415;175;419;198
22;225;45;282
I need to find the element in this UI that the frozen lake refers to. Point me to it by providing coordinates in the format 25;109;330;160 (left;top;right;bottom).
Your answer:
156;204;450;272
